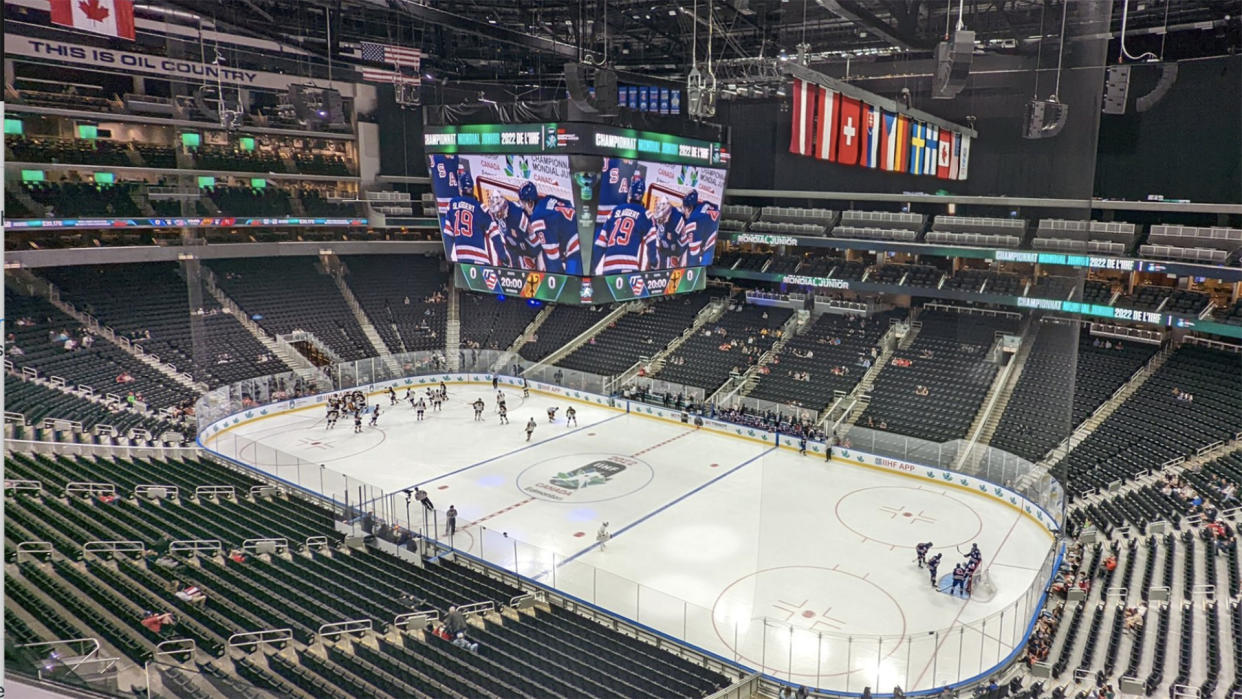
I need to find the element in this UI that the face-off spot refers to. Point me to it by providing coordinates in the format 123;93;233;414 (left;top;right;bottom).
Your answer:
835;485;983;549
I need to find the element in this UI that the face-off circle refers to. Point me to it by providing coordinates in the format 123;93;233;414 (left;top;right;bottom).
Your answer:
516;452;654;503
712;565;908;679
834;485;983;549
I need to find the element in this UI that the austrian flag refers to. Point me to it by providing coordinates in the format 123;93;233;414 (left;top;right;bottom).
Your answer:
50;0;136;41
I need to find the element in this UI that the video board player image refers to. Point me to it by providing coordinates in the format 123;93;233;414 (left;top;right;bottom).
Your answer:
429;153;583;275
590;157;726;275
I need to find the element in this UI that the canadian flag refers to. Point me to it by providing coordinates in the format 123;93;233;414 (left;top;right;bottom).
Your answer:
50;0;136;41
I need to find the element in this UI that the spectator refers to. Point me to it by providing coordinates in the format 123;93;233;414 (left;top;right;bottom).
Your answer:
141;611;176;634
452;631;479;653
174;584;207;606
444;605;467;636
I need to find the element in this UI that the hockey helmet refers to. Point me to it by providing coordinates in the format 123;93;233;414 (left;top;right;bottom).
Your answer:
628;176;646;203
458;172;475;196
682;189;699;210
518;181;540;203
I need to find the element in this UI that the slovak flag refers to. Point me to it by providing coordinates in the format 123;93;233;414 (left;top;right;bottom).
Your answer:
815;86;839;162
859;104;882;169
937;131;954;179
835;96;863;166
50;0;136;40
789;79;817;157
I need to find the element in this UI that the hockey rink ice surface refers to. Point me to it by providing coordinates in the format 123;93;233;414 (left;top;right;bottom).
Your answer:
204;384;1056;693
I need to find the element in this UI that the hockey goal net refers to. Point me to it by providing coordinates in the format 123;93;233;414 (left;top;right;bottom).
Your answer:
970;568;997;603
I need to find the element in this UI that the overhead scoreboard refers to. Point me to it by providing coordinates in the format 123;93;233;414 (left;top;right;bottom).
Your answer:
424;122;729;304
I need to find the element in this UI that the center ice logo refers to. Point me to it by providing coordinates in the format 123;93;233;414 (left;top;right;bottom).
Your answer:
549;459;627;491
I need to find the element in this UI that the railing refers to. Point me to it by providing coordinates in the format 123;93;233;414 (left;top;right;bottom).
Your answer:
135;484;179;500
168;540;222;556
242;537;289;555
227;629;292;651
5;479;44;492
195;485;236;499
66;482;116;497
317;619;372;641
83;540;145;557
395;610;440;630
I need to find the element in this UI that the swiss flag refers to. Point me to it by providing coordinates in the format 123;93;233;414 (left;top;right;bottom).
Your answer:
937;132;954;179
834;96;862;166
51;0;136;41
815;86;839;162
788;78;817;157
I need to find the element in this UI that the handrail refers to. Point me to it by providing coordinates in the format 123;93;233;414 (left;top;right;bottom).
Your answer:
152;638;196;660
83;540;146;557
305;535;330;550
227;628;292;651
395;610;440;630
317;618;373;641
5;479;44;492
195;485;236;499
16;541;53;559
457;601;495;617
66;482;116;497
168;540;223;555
242;537;289;555
135;484;179;500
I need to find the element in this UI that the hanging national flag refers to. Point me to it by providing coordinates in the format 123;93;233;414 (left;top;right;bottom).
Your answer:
815;86;839;162
923;126;939;176
835;96;863;166
958;134;972;180
360;41;422;68
937;131;953;179
789;78;817;157
859;104;882;169
909;122;926;175
360;67;415;84
881;112;898;171
895;115;910;172
949;132;961;180
50;0;136;40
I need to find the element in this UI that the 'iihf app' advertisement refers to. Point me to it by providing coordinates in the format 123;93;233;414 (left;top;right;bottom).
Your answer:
429;153;583;275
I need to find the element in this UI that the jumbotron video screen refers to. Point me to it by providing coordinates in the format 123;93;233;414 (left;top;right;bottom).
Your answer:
424;122;728;303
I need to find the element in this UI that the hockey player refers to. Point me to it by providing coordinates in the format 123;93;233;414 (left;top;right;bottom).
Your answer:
483;192;543;270
522;378;530;399
388;386;397;406
415;398;426;421
518;182;581;274
326;406;340;430
428;154;460;217
652;197;687;269
798;435;808;455
677;190;721;267
443;173;509;267
927;553;942;588
565;406;577;427
439;382;448;399
547;406;558;423
353;410;363;434
916;542;933;568
369;404;380;428
525;417;537;442
431;391;442;412
596;521;611;551
472;398;485;421
950;564;967;596
592;176;657;275
498;403;509;425
496;391;506;412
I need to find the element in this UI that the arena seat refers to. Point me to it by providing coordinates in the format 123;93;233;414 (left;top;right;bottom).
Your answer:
857;309;1017;443
928;215;1027;249
654;304;792;394
556;295;712;376
209;258;379;361
459;294;541;351
517;305;610;363
340;254;448;353
36;263;286;387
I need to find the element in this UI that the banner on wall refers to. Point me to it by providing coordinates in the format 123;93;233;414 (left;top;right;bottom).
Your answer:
789;77;971;181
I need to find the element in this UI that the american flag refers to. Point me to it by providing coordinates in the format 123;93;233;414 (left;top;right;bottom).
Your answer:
360;67;412;84
361;41;421;69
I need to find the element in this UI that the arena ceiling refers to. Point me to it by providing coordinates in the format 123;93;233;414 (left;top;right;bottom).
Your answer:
173;0;1238;86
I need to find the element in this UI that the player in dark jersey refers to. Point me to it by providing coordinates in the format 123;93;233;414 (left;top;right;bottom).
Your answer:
565;406;578;426
388;386;396;405
517;182;580;275
592;176;658;274
916;541;933;568
498;403;509;424
444;173;510;267
428;155;461;218
677;190;721;267
369;404;381;427
652;197;688;269
484;193;538;270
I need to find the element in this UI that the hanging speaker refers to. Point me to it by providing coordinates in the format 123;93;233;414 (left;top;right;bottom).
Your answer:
565;62;596;112
932;30;974;99
1135;63;1179;112
1102;65;1131;114
1023;98;1069;139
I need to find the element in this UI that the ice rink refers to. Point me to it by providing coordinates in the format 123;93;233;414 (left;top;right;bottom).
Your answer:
203;382;1057;693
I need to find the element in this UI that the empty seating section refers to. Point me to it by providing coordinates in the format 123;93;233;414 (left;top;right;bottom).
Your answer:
210;258;378;361
1142;224;1241;264
748;311;897;409
1033;275;1082;300
989;325;1157;461
341;255;448;353
859;310;1016;442
748;207;835;236
870;264;942;288
22;181;142;217
6;136;132;166
191;144;287;173
1223;299;1242;327
38;263;286;386
718;204;757;231
834;210;924;242
655;305;793;393
1166;289;1212;316
291;152;351;176
767;255;800;274
4;375;180;437
5;291;193;409
1033;218;1090;253
135;143;177;168
1060;345;1242;497
556;296;712;375
927;215;1026;248
202;185;292;217
459;295;540;351
1083;279;1115;305
299;188;359;217
518;305;610;362
3;452;729;697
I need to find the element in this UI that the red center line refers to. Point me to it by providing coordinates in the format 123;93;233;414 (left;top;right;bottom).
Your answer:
910;509;1024;690
462;497;536;531
630;429;694;457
